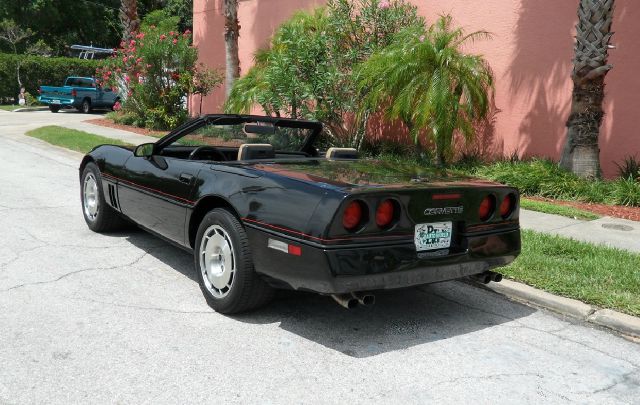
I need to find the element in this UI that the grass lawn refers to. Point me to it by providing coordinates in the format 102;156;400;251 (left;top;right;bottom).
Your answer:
504;230;640;316
520;198;600;220
26;126;134;154
0;105;22;111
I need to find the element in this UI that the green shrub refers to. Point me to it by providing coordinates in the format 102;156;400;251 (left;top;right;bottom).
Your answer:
611;177;640;206
615;155;640;181
467;158;640;207
0;53;101;99
106;111;139;126
24;91;39;106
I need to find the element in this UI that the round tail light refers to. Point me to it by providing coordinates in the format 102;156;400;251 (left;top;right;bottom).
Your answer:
500;193;516;218
478;195;496;221
343;200;366;231
376;199;396;228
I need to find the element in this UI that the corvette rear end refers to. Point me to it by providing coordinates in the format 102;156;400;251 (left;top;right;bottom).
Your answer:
242;160;520;305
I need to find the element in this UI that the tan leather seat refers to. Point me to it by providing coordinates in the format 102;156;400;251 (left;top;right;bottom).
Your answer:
325;147;358;160
237;143;275;161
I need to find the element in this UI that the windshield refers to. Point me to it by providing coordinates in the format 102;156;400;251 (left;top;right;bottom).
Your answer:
168;122;313;152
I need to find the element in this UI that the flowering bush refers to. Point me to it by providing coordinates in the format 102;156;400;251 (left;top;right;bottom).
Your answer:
98;14;220;129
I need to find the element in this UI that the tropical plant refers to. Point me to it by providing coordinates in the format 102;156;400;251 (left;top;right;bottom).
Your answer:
357;16;494;166
223;0;240;97
615;155;640;181
225;0;423;148
559;0;615;178
120;0;141;41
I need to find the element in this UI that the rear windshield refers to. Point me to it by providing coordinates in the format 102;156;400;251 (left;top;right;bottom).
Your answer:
170;122;312;152
66;78;95;88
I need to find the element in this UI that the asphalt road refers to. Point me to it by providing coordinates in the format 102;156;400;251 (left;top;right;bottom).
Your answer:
1;111;639;404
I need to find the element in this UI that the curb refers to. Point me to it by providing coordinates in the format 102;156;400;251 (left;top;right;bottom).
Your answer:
476;279;640;338
13;106;49;112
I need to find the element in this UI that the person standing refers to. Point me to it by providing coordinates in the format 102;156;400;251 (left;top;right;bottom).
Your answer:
18;87;26;106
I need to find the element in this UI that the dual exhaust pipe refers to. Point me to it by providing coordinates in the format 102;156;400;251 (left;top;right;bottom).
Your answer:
330;272;502;308
471;271;503;284
331;292;375;309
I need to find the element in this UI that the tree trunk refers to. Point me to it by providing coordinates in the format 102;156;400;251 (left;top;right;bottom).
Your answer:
120;0;140;41
223;0;241;98
560;0;614;178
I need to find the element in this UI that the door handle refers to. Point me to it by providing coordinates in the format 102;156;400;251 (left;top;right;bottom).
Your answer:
179;173;194;184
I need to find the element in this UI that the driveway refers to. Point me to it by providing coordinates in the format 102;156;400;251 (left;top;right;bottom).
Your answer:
1;111;639;404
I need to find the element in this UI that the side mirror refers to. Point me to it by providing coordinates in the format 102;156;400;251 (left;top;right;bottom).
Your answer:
134;143;155;157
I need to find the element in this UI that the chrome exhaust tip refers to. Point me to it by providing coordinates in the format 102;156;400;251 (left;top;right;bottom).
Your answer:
351;292;375;307
331;294;358;309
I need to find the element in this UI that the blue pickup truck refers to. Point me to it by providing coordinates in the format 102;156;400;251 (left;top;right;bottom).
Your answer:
39;77;119;113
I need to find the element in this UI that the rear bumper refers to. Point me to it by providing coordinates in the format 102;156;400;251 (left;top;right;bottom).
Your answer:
246;226;520;294
38;96;77;107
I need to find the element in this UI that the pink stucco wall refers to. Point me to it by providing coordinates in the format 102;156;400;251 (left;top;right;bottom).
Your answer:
193;0;640;177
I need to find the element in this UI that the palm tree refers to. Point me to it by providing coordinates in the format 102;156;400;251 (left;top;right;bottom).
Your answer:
120;0;140;41
560;0;614;178
223;0;241;98
357;16;493;166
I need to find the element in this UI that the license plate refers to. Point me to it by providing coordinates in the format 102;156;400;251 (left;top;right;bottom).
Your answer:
52;100;61;104
414;221;452;251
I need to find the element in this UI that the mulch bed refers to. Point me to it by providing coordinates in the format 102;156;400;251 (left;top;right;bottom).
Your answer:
527;196;640;222
86;118;169;138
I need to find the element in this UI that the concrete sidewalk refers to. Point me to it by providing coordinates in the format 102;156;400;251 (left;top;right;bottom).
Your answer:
60;121;157;146
520;209;640;253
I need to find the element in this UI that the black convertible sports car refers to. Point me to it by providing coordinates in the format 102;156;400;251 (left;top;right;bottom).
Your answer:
80;114;520;313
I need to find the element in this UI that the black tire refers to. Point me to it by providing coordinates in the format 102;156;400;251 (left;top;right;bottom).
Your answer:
81;98;91;114
80;162;127;232
194;208;274;314
49;105;60;113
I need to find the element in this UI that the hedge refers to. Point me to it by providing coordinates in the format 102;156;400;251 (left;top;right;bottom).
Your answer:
0;53;103;101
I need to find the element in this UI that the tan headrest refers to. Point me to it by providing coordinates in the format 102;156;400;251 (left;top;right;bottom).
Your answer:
237;143;275;161
325;147;358;160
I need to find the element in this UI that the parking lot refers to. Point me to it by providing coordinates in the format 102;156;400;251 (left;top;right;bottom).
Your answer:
1;111;639;404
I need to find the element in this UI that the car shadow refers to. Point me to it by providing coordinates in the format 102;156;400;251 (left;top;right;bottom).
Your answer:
125;231;536;358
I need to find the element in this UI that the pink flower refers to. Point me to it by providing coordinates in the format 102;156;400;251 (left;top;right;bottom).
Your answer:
169;31;175;36
160;34;166;40
124;75;131;83
113;101;121;111
122;56;128;63
129;39;136;46
136;57;143;63
419;35;425;42
379;0;390;9
173;39;178;45
184;29;191;35
136;32;145;39
116;68;122;73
